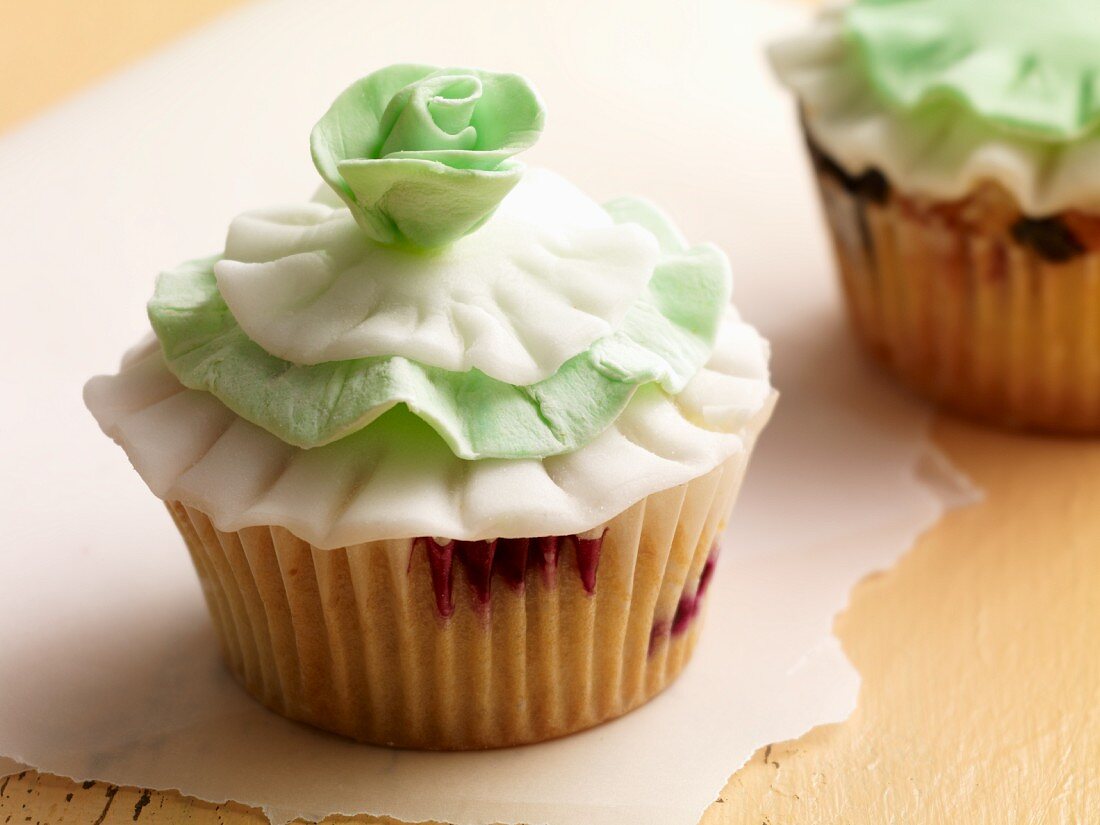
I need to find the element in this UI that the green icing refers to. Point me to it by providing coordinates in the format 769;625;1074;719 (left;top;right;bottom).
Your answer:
311;65;545;248
148;199;730;458
845;0;1100;141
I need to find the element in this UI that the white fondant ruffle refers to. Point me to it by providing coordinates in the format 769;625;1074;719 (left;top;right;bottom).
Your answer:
215;169;659;384
84;312;773;547
769;10;1100;215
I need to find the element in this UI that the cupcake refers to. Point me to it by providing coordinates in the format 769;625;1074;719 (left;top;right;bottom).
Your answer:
771;0;1100;433
84;65;774;749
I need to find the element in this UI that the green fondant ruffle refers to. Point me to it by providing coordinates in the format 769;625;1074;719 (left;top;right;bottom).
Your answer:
846;0;1100;141
147;200;729;459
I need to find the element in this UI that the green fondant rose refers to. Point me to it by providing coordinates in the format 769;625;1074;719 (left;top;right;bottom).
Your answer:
311;64;545;248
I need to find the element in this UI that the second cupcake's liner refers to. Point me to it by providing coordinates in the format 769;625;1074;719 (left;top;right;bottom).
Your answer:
811;151;1100;434
167;428;763;750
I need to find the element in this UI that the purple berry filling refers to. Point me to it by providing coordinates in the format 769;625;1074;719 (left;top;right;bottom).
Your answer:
648;543;720;654
416;532;606;618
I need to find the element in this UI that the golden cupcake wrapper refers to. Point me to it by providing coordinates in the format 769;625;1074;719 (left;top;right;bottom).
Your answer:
815;169;1100;434
166;448;755;750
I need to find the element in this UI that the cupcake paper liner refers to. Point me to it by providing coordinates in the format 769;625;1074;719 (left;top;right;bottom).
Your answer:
813;165;1100;434
166;447;756;750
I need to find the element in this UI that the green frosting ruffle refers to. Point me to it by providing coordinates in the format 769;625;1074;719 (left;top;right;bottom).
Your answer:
148;199;729;459
311;65;544;248
846;0;1100;141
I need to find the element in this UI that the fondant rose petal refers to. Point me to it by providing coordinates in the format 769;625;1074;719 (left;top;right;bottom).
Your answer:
311;65;545;247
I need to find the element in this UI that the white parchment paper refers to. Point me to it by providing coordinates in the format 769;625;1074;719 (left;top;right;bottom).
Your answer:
0;1;976;822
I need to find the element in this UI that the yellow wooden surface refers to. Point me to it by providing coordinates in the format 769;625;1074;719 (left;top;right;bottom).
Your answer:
0;0;247;132
2;3;1096;823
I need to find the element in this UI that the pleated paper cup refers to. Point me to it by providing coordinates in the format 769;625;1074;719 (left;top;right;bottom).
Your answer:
812;160;1100;435
166;443;760;750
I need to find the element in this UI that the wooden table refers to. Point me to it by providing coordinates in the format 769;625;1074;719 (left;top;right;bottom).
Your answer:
2;3;1096;822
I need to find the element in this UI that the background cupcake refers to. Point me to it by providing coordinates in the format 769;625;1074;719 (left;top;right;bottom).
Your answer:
85;65;775;749
770;0;1100;434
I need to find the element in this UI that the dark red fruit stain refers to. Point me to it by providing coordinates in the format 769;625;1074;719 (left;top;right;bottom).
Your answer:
424;538;456;617
649;543;721;654
456;539;496;609
494;537;529;590
575;535;602;594
1011;216;1086;263
417;532;605;618
532;535;560;587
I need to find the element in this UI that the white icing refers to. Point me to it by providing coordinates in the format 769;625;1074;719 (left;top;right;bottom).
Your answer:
215;169;660;383
84;312;773;548
769;9;1100;215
